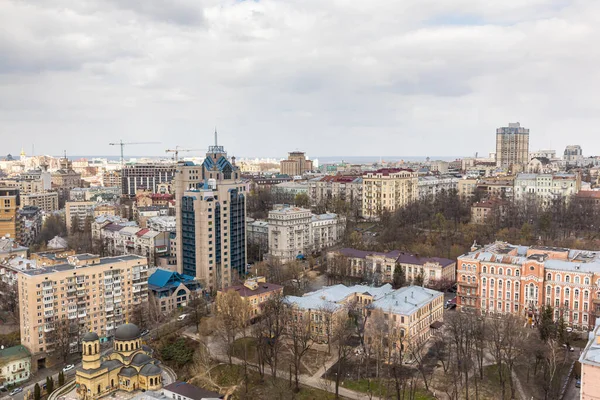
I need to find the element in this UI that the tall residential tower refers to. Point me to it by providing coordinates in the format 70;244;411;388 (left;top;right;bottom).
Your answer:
175;134;247;291
495;122;530;169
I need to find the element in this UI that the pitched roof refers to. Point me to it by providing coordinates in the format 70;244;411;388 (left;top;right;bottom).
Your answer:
0;345;31;365
148;269;196;288
164;381;224;400
221;282;283;297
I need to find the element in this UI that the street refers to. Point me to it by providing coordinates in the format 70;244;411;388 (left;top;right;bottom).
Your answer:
1;368;76;400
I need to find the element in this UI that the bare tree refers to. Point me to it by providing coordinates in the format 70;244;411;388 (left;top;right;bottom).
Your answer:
214;290;251;365
331;311;356;399
364;308;387;379
187;290;208;333
288;308;314;392
259;293;289;381
48;316;78;363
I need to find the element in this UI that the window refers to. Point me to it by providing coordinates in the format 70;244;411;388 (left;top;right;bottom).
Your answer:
565;288;570;297
575;276;580;284
585;277;590;285
547;273;552;281
491;267;495;274
483;266;487;273
499;268;503;275
565;275;570;283
575;289;580;298
555;287;560;296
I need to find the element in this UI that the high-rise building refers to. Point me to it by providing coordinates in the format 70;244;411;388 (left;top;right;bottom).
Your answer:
121;163;176;197
175;135;247;291
495;122;530;169
51;156;82;207
280;151;313;176
16;254;149;369
564;145;583;164
0;187;21;242
361;168;418;219
21;192;59;213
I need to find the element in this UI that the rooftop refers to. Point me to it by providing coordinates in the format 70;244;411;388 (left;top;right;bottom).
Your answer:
164;381;223;400
0;345;31;364
19;254;146;276
221;282;283;297
364;168;415;176
148;269;196;289
580;320;600;367
372;286;442;316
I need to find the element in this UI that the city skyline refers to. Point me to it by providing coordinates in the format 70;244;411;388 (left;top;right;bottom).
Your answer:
2;1;600;157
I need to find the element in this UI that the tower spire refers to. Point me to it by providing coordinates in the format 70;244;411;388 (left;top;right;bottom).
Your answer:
214;127;218;147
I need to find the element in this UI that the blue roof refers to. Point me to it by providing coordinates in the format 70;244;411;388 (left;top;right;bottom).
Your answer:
148;269;196;288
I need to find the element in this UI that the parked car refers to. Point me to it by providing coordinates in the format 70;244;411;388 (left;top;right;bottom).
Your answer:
445;297;457;309
561;344;574;352
9;388;23;396
177;314;189;321
576;379;581;388
63;364;75;372
140;329;150;336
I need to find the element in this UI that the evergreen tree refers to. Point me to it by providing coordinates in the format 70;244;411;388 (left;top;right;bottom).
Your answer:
58;371;64;386
46;376;54;395
392;264;407;289
34;383;41;400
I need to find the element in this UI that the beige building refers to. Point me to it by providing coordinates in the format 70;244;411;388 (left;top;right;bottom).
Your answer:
362;168;418;219
0;188;20;242
496;122;530;169
580;320;600;400
21;192;59;213
268;205;312;262
0;178;45;195
17;254;149;369
330;248;456;287
218;277;283;320
280;151;313;176
307;175;362;208
175;138;247;292
0;345;31;387
470;199;508;225
75;324;162;400
513;173;581;207
102;170;121;190
457;178;479;201
66;201;96;230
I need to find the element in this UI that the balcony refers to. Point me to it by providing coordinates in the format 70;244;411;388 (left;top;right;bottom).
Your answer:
44;324;54;332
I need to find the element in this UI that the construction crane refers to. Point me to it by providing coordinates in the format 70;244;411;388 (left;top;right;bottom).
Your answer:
165;146;206;162
109;140;160;166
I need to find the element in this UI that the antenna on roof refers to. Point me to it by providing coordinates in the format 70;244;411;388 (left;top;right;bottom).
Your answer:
214;127;218;147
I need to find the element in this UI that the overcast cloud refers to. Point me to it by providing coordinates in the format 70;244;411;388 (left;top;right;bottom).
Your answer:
1;0;599;159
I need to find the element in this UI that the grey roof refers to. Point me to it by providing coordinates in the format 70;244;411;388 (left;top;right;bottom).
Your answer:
131;353;152;366
82;332;99;342
372;286;443;316
163;381;224;400
19;254;146;276
580;320;600;366
119;367;138;377
102;359;123;372
139;363;162;376
286;283;395;311
115;323;141;341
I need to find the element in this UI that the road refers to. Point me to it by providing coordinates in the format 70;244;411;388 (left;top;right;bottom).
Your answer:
2;367;76;400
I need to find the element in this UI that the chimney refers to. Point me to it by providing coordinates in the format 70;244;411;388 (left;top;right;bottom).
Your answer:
404;296;407;303
411;291;414;298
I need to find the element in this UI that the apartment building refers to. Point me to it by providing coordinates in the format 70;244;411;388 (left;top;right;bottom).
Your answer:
470;199;508;225
280;151;313;177
147;216;176;232
18;206;42;247
308;175;362;207
495;122;530;169
218;277;283;320
17;254;149;369
0;345;31;386
329;248;456;287
121;163;176;197
417;176;459;199
457;178;479;201
457;242;600;330
362;168;418;219
564;145;583;165
175;138;247;292
0;187;21;242
102;170;121;190
476;177;515;200
514;173;581;206
285;284;443;349
65;201;96;230
268;205;312;262
51;157;82;205
21;192;59;213
94;224;169;266
0;236;28;263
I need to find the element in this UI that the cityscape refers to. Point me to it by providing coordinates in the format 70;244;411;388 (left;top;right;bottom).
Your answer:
2;2;600;400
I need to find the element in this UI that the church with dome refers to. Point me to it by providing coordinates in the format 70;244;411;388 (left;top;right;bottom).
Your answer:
75;323;163;399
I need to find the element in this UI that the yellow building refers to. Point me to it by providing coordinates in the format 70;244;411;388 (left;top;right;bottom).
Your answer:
0;188;20;242
218;277;283;320
76;323;162;399
362;168;418;219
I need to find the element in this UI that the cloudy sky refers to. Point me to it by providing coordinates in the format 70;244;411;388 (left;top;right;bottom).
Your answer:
1;0;599;159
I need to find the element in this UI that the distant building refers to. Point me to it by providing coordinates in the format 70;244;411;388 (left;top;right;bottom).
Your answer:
47;235;68;250
218;277;283;320
65;201;96;230
51;157;83;205
476;176;515;200
530;149;557;161
526;157;554;174
21;192;59;213
162;381;224;400
457;177;479;201
272;181;309;196
280;151;313;176
575;191;600;206
307;175;362;209
417;176;459;199
495;122;530;169
147;216;176;232
0;187;21;242
564;145;583;164
0;345;31;386
121;163;176;198
362;168;418;219
148;269;202;314
513;173;581;206
18;206;42;247
470;199;508;225
102;170;121;190
0;236;28;263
